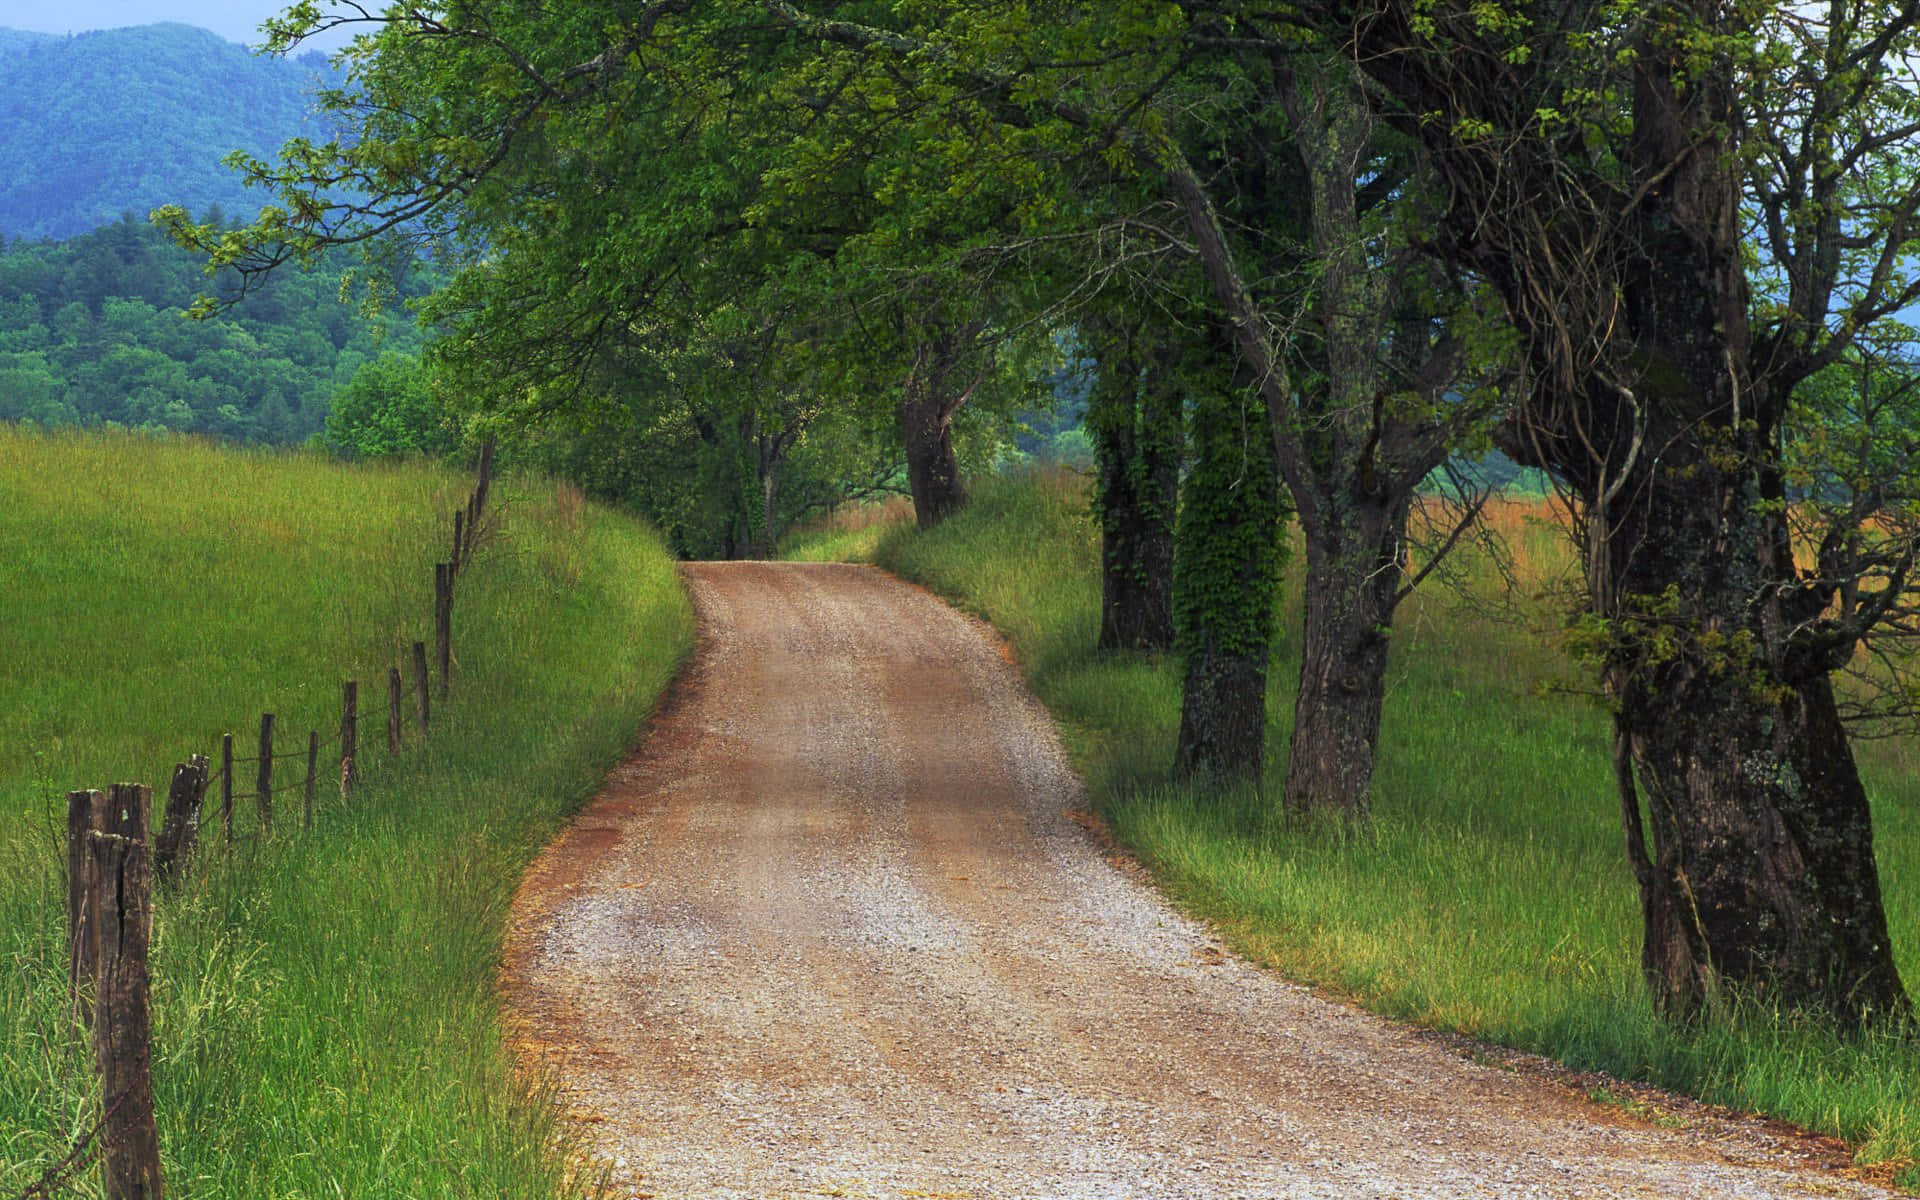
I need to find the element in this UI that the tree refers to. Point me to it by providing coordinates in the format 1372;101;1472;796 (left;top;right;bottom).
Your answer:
759;5;1503;803
1083;312;1181;652
1282;0;1920;1025
177;3;1496;796
324;352;458;458
167;2;1049;531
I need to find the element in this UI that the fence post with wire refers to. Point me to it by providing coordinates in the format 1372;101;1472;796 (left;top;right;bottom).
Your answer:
38;436;498;1200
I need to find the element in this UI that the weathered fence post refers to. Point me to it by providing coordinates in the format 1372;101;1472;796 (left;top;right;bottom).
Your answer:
340;680;358;797
153;756;209;882
435;563;452;702
411;641;431;733
220;734;234;845
67;788;105;1020
465;435;495;560
304;731;318;831
452;509;464;577
256;713;274;835
388;666;403;756
89;784;164;1200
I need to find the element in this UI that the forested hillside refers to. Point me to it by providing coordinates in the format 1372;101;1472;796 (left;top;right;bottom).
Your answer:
0;23;336;240
0;216;431;443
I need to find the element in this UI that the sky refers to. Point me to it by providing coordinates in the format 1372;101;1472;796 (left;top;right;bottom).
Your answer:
0;0;356;53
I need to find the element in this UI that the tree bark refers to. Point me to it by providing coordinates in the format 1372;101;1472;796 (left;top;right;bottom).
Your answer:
1319;2;1912;1025
1283;494;1408;818
1087;321;1180;652
899;325;984;528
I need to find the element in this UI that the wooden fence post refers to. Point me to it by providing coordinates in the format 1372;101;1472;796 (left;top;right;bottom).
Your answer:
220;734;234;845
435;563;452;702
153;756;209;882
88;792;164;1200
388;666;403;756
412;641;431;733
67;788;105;1021
465;435;495;560
452;509;464;577
305;731;318;831
340;680;358;797
256;713;274;835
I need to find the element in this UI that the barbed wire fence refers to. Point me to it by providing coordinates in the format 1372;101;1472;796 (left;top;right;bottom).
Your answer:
29;439;497;1200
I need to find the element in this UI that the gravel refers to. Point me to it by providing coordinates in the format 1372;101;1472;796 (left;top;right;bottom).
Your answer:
501;561;1891;1200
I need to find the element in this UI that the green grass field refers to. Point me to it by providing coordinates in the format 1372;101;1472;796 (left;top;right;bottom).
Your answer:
0;426;692;1197
788;468;1920;1186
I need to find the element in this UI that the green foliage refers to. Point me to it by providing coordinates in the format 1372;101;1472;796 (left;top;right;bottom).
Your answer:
0;24;339;241
1174;382;1290;663
0;217;431;444
324;352;459;458
836;469;1920;1176
0;425;693;1196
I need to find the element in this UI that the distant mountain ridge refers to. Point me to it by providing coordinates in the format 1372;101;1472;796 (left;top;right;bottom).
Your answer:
0;23;339;241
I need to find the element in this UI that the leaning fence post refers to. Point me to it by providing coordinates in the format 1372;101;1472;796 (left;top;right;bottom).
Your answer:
89;787;164;1200
435;563;452;702
305;731;318;832
452;509;464;577
67;789;105;1022
154;756;209;882
388;666;403;756
220;734;234;845
256;713;274;836
465;435;495;560
340;680;358;797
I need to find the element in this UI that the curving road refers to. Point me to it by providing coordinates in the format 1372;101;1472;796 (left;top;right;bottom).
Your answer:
501;561;1887;1200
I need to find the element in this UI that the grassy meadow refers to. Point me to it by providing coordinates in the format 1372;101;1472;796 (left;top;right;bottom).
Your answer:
0;426;693;1197
789;469;1920;1185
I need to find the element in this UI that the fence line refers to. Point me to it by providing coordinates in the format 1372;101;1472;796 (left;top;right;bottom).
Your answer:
36;438;498;1200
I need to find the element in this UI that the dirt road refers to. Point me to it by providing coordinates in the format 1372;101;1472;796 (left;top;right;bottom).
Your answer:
502;561;1887;1200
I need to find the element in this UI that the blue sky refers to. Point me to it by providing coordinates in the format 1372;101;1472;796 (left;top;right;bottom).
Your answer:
0;1;355;53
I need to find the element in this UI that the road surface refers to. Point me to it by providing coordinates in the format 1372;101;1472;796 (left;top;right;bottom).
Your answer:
501;561;1886;1200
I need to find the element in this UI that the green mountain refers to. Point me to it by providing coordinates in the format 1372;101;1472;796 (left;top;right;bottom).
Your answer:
0;215;436;444
0;23;338;241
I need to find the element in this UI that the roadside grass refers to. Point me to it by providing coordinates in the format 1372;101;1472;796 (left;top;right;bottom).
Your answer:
0;426;692;1197
788;467;1920;1182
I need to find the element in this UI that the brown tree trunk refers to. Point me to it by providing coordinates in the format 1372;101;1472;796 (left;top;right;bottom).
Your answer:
900;326;985;528
1283;495;1407;818
900;386;965;528
1562;57;1904;1025
1322;3;1911;1025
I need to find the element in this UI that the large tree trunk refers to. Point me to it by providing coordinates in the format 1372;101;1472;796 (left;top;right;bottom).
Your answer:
1327;3;1911;1025
1087;322;1180;652
900;326;985;528
900;386;965;527
1283;493;1407;818
1173;373;1285;780
1558;52;1904;1025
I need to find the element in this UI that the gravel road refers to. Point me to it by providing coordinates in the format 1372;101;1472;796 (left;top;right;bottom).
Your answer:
501;561;1890;1200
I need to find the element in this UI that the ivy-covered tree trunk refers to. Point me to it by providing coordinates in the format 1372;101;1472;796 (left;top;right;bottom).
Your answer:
1284;491;1409;817
1161;60;1471;816
1173;373;1286;780
1087;321;1180;652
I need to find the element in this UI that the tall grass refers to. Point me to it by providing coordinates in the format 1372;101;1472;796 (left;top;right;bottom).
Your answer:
797;467;1920;1182
0;426;692;1197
